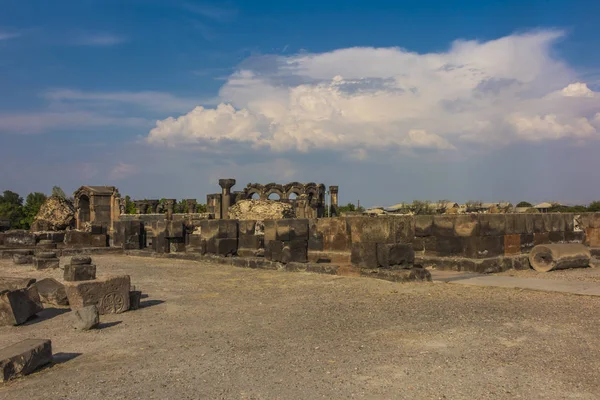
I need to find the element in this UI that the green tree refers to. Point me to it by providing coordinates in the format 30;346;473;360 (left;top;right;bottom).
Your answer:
588;201;600;212
22;192;47;228
337;202;365;214
516;201;533;208
175;200;187;214
52;186;67;199
411;200;434;215
124;196;137;214
197;203;207;213
0;190;25;229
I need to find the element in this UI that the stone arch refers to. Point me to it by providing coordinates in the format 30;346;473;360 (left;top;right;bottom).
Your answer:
78;194;91;226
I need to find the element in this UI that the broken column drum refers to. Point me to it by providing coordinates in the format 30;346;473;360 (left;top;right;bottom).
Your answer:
219;179;236;220
529;243;591;272
164;199;176;221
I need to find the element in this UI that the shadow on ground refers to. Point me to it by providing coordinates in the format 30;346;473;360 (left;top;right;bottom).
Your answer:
24;307;70;325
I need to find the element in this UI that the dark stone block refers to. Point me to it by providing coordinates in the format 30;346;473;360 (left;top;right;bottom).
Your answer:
65;231;92;248
237;248;264;258
0;277;35;292
71;255;92;265
350;242;378;269
129;291;141;310
308;236;324;251
531;214;546;233
64;275;130;314
435;237;463;256
360;267;432;283
214;238;237;256
520;234;535;253
414;215;433;237
265;240;284;262
412;236;437;254
64;264;96;281
474;258;506;274
167;221;184;238
12;254;33;265
0;286;43;326
376;243;414;269
512;255;531;270
0;339;53;382
478;214;506;236
263;220;277;245
90;224;106;234
549;231;566;243
533;232;550;245
206;238;217;254
3;230;36;247
463;236;504;259
550;213;566;232
281;240;308;264
565;230;585;243
90;234;107;248
238;234;264;249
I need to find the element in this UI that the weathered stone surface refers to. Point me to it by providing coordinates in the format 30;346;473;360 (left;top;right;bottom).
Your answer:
348;217;395;244
71;305;99;330
265;240;284;262
129;291;142;310
276;219;309;241
392;215;415;242
90;234;107;247
0;286;43;326
520;234;535;253
65;231;92;247
64;264;96;282
238;220;256;236
36;241;57;250
549;231;566;243
35;251;57;259
263;220;276;246
432;215;455;237
3;230;36;247
585;228;600;247
512;255;531;270
65;275;130;314
33;278;68;306
0;277;35;291
463;236;504;259
214;238;237;256
71;255;92;265
31;195;75;232
351;242;378;269
505;214;529;235
504;234;521;255
33;257;59;270
228;200;295;220
12;254;33;265
238;234;263;249
414;215;434;237
376;243;414;269
0;339;52;382
280;240;308;264
529;244;591;272
533;232;550;246
478;214;506;236
435;237;464;256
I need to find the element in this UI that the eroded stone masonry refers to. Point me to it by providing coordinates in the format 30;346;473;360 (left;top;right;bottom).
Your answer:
2;180;600;280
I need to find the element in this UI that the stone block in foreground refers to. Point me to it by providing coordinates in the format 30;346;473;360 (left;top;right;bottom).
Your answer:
71;305;99;330
64;275;130;314
0;286;43;326
33;278;68;306
64;264;96;282
0;339;52;382
0;277;36;292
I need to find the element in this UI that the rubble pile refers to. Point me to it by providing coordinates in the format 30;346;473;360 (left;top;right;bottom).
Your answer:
30;196;75;232
228;200;295;221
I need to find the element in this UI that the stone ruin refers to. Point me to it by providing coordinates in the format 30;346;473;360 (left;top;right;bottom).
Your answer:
30;195;75;232
228;199;296;221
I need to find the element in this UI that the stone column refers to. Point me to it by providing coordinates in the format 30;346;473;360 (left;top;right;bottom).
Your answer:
218;179;236;220
185;199;197;214
329;186;339;208
134;200;144;214
164;199;176;221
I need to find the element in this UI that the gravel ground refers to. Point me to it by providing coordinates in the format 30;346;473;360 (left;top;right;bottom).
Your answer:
1;255;600;399
496;265;600;282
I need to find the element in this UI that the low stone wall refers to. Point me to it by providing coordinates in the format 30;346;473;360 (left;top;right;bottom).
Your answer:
90;213;598;274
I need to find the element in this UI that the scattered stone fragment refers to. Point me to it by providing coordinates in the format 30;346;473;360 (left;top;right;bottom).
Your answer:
35;251;57;259
0;286;43;326
71;305;99;330
0;339;53;382
36;240;57;250
33;278;68;306
33;257;60;270
0;277;36;291
64;275;131;314
64;264;96;282
129;291;142;310
12;254;33;265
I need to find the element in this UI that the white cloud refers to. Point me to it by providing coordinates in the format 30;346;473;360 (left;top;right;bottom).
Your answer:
109;162;137;180
0;32;20;41
75;33;126;46
148;30;600;157
0;112;148;134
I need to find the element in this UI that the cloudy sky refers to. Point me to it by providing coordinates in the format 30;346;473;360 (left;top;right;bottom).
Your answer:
1;0;599;207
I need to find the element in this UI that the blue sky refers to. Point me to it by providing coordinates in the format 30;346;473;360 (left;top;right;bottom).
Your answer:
1;0;599;206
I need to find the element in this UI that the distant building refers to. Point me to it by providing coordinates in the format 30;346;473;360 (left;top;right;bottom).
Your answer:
534;202;561;213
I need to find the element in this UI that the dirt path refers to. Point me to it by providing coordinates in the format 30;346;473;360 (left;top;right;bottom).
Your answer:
1;255;599;399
